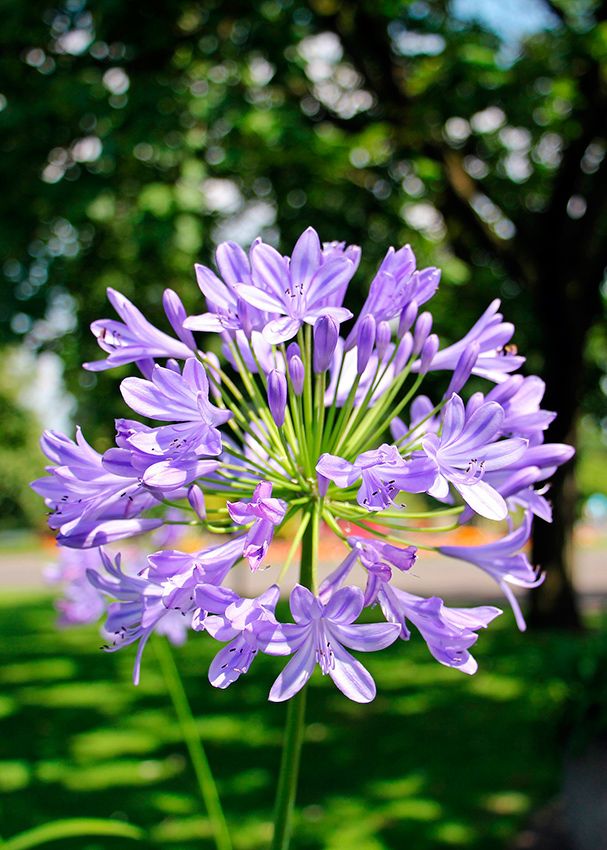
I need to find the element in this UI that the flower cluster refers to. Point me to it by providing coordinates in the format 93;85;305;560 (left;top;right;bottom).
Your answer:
34;227;573;703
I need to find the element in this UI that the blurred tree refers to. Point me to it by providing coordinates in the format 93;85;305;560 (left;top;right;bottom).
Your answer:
0;353;46;530
0;0;605;623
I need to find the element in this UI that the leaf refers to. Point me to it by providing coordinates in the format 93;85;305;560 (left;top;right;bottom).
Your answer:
1;818;145;850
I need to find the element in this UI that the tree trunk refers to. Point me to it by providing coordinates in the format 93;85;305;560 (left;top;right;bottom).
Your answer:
530;449;581;629
528;271;586;630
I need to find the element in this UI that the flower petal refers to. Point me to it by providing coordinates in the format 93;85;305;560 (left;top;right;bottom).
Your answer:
268;636;316;701
323;586;365;624
316;454;359;488
291;227;322;292
290;585;322;623
328;641;377;703
233;283;285;313
330;621;400;651
262;316;302;345
455;480;508;521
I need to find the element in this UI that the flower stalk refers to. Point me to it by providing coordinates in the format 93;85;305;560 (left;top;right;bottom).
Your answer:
271;503;319;850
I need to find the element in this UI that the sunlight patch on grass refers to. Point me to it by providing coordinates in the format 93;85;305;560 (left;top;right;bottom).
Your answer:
431;820;477;844
148;791;197;816
0;760;31;792
1;658;77;684
0;695;16;718
36;756;185;790
196;714;279;747
19;681;134;713
381;797;443;821
367;772;428;800
150;815;213;843
469;673;525;701
71;728;162;761
482;790;531;815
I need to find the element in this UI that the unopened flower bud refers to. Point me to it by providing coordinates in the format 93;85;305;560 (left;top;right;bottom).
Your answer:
376;321;392;360
313;316;339;373
187;484;206;520
317;472;330;497
163;289;196;350
398;300;418;337
286;342;301;361
446;342;480;396
394;332;413;372
356;315;376;375
288;354;304;396
268;369;287;426
412;311;432;355
419;333;439;374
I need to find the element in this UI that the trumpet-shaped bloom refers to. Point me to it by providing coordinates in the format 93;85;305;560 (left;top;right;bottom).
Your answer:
425;300;524;383
421;394;528;521
377;583;501;674
121;359;231;458
439;512;542;630
31;428;162;548
227;481;287;570
345;245;440;348
317;444;438;510
195;584;280;688
85;288;195;373
233;227;356;343
183;241;268;334
144;535;245;611
88;550;190;684
257;585;400;702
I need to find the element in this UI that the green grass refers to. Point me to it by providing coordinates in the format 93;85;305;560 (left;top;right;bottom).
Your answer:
0;591;595;850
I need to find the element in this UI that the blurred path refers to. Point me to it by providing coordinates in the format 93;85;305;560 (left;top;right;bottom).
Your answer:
1;525;605;612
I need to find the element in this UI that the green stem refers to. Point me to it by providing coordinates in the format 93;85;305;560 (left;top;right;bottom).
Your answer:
154;639;232;850
270;505;319;850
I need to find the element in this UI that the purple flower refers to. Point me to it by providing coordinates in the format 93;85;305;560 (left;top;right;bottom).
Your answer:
106;419;220;491
194;584;280;688
319;537;417;607
345;245;440;348
425;300;525;383
182;241;267;335
267;369;287;426
356;315;376;375
84;288;195;373
313;315;339;374
120;358;231;458
316;444;438;511
422;394;528;521
144;535;245;611
439;513;542;630
390;395;438;445
257;585;400;702
377;583;501;674
469;376;556;438
88;550;190;684
227;481;287;570
233;227;356;343
31;428;162;548
476;441;575;522
45;547;106;626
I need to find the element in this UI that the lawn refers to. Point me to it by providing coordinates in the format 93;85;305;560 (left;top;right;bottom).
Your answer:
0;590;597;850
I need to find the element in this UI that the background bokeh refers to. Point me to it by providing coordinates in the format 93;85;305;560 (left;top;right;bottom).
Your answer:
1;1;607;848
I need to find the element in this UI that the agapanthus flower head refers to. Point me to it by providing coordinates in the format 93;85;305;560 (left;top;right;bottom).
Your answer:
35;225;573;702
